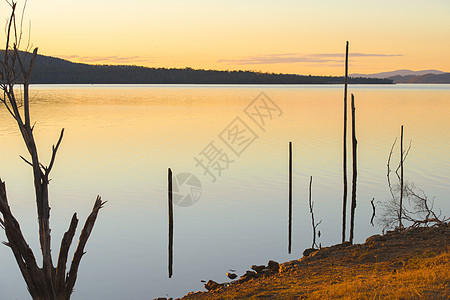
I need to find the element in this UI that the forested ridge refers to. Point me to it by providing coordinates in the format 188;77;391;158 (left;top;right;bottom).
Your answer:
2;51;393;84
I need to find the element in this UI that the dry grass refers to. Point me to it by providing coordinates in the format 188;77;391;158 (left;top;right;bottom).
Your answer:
309;251;449;299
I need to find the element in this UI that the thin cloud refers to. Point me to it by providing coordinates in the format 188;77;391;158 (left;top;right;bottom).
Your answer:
55;55;154;65
311;53;402;58
218;53;402;65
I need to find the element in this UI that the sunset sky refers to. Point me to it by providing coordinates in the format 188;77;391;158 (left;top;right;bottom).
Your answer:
1;0;449;75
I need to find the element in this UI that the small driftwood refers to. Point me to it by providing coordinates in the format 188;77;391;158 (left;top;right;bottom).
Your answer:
308;176;322;249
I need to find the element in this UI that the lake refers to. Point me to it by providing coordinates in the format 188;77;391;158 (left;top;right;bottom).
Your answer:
0;84;449;299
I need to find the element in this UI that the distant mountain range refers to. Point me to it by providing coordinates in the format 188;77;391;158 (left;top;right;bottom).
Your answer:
1;51;392;84
350;69;445;78
351;69;450;83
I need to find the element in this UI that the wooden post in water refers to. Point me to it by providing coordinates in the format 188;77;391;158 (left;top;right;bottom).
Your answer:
399;125;404;229
349;94;358;244
308;176;315;249
342;41;349;243
168;168;174;278
288;141;292;254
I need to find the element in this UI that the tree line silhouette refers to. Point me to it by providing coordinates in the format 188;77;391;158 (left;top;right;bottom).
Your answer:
1;51;393;84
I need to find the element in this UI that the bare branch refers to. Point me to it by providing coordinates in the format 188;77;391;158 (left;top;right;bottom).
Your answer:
308;176;321;249
0;94;18;120
395;140;412;176
17;0;28;49
19;154;33;167
4;2;16;62
378;181;448;230
0;179;43;297
55;213;78;294
387;137;397;198
45;128;64;176
66;196;105;293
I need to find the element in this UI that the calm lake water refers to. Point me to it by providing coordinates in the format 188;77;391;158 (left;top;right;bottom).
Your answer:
0;84;449;299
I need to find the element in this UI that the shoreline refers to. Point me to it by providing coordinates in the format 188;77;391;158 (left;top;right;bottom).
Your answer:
161;224;449;299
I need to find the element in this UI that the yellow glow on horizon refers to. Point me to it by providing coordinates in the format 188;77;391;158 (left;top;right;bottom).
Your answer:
1;0;449;75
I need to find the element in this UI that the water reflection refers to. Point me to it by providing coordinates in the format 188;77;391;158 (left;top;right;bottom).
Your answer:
0;84;449;299
288;141;292;254
168;168;174;278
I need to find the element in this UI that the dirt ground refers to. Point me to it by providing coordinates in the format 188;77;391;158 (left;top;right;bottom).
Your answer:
175;224;449;299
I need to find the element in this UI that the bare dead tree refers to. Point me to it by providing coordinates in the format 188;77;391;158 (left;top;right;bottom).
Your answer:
378;182;449;230
379;135;448;230
308;176;322;249
0;3;105;299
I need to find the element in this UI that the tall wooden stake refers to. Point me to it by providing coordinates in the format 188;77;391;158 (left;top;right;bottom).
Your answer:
342;41;349;243
288;141;292;254
399;125;404;229
349;94;358;244
168;168;173;278
308;176;315;248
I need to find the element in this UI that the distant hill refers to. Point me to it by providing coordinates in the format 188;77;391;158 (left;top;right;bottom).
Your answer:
351;69;445;79
0;51;392;84
387;73;450;83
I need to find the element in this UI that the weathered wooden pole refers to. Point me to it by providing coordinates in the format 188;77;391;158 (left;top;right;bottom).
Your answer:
342;41;349;243
349;94;358;244
399;125;404;229
168;168;173;278
288;141;292;254
308;176;315;249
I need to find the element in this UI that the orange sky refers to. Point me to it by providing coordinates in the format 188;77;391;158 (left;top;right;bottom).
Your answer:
1;0;450;75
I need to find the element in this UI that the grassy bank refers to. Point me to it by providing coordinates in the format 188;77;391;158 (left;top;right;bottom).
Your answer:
178;224;449;299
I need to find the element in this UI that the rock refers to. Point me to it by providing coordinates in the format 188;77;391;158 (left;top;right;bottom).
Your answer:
267;260;279;271
204;280;221;291
310;248;330;259
303;248;318;257
259;268;271;275
251;264;266;273
237;271;257;283
226;272;237;280
279;260;301;273
243;270;258;278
